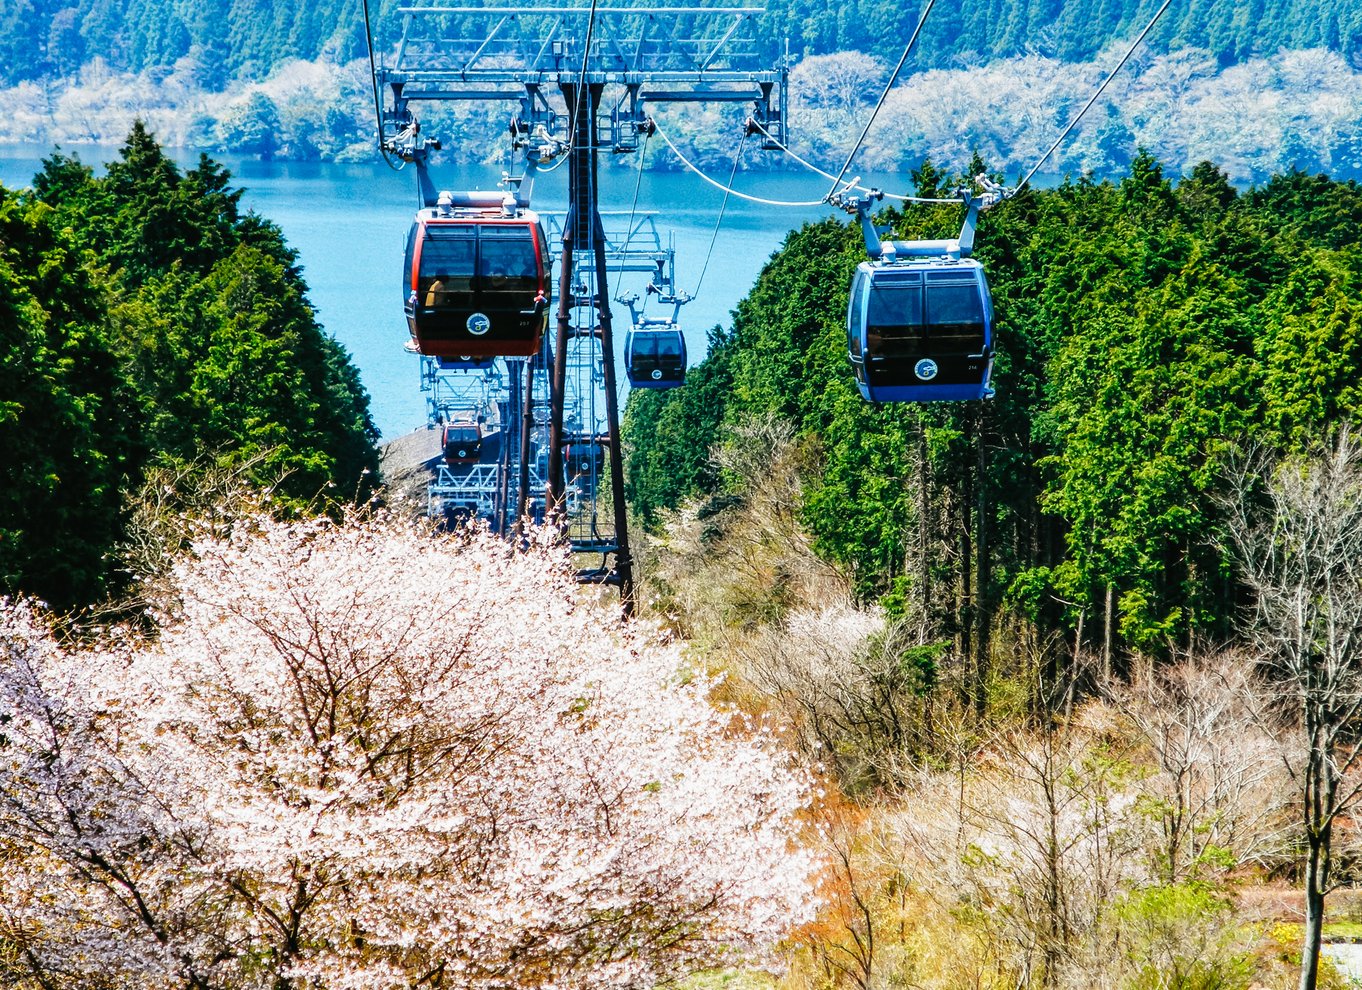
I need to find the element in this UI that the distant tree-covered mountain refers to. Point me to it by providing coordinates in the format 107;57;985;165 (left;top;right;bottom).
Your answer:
0;0;381;88
1;0;1359;88
778;0;1362;70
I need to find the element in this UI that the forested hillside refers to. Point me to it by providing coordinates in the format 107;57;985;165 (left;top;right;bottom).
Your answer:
0;124;379;611
625;153;1362;667
1;0;1359;87
621;154;1362;990
773;0;1362;70
0;0;368;88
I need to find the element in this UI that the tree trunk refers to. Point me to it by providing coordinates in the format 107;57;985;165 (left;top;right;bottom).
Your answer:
1041;741;1065;989
1301;720;1336;990
916;419;932;631
975;405;989;717
1300;831;1327;990
1065;608;1085;718
959;488;972;708
960;415;974;707
1072;609;1085;677
1102;582;1113;683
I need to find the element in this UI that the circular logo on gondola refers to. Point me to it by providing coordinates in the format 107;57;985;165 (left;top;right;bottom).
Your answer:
466;312;491;336
914;358;939;381
651;369;663;380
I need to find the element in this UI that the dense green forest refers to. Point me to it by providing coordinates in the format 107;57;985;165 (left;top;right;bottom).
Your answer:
0;123;379;612
1;0;1359;88
624;154;1362;675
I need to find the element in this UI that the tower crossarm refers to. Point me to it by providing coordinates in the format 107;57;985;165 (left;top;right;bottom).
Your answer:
377;5;788;145
389;6;771;74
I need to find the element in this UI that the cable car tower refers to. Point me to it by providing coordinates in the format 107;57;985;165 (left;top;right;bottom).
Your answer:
373;4;789;608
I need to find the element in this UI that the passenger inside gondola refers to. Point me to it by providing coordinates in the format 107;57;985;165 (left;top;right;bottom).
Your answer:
479;232;538;289
425;276;447;307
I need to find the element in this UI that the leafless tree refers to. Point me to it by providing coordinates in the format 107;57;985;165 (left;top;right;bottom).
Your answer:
638;412;847;641
789;52;887;115
961;723;1144;989
1222;430;1362;990
1112;650;1294;881
740;606;944;792
874;714;1144;988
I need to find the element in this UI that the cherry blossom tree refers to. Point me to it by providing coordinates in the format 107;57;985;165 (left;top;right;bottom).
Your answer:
0;512;816;990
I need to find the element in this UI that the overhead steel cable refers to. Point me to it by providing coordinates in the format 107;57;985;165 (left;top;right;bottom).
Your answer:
1016;0;1175;193
652;119;825;207
692;129;748;299
824;0;939;202
746;118;963;205
361;0;407;171
613;131;652;299
566;0;601;152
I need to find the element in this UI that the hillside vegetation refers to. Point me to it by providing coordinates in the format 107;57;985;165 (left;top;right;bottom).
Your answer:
623;154;1362;989
626;152;1362;675
0;124;379;611
0;514;814;989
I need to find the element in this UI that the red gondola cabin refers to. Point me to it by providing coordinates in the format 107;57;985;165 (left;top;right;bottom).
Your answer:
441;418;484;465
404;206;551;358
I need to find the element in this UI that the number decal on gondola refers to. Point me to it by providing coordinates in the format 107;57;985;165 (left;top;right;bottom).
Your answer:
467;312;491;335
914;358;939;381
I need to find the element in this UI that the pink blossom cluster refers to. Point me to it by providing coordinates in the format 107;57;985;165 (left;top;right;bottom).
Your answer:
0;513;816;989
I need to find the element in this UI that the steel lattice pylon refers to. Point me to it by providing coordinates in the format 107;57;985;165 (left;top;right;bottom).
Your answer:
375;4;789;611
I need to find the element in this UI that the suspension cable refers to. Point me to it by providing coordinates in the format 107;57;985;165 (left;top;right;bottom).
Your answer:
613;131;652;299
1016;0;1175;193
746;118;963;205
692;129;748;299
566;0;601;151
362;0;406;172
652;119;825;208
538;152;570;174
824;0;938;201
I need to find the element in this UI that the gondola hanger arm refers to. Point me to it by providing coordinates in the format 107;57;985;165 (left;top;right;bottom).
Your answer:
831;189;888;260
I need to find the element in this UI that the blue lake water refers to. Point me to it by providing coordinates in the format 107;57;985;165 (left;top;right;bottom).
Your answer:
0;144;903;438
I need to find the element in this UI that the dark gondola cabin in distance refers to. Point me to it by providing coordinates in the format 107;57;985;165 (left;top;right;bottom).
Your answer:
625;324;686;389
404;192;550;358
441;417;484;465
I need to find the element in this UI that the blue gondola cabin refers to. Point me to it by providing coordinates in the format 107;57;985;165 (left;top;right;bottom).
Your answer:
847;258;994;402
625;325;686;389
